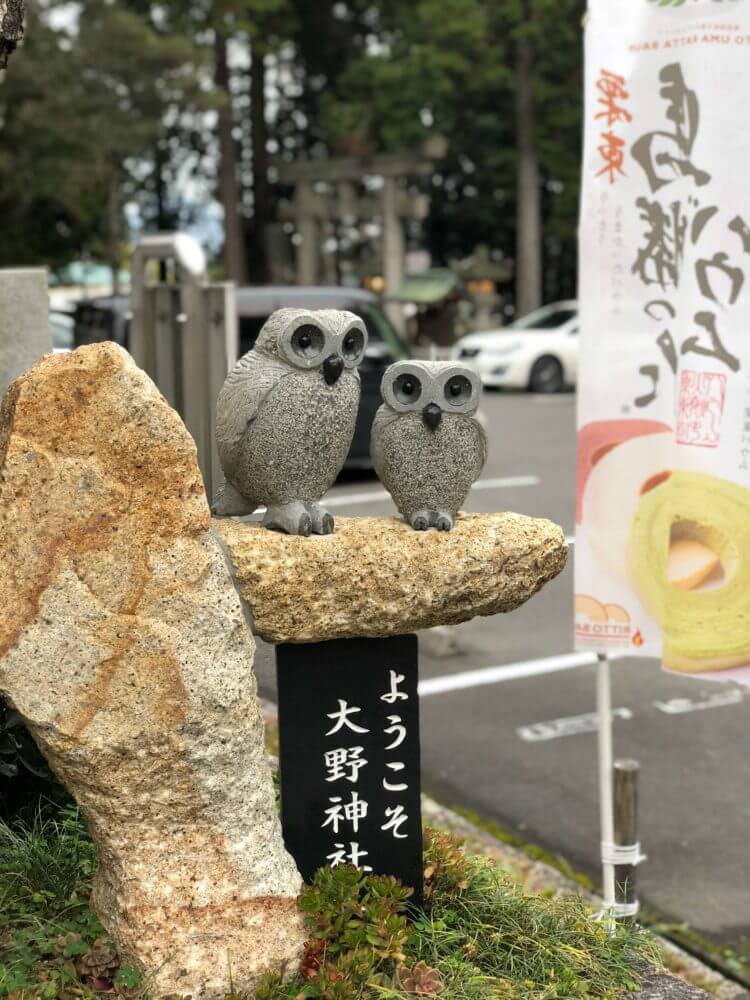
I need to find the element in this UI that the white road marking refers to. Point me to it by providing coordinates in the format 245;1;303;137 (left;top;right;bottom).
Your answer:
417;650;618;697
517;708;632;742
654;688;745;715
324;474;540;509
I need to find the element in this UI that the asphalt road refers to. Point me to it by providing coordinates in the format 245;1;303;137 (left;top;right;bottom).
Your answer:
252;389;750;948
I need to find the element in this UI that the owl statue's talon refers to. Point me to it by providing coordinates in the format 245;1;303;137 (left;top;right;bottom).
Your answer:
305;502;335;535
435;512;454;531
410;511;431;531
263;501;313;537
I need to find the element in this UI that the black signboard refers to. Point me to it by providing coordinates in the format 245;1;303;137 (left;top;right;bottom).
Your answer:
276;635;422;904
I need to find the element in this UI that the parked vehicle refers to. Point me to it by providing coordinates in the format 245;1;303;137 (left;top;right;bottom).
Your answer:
71;286;409;467
50;310;74;353
72;296;130;348
452;300;578;392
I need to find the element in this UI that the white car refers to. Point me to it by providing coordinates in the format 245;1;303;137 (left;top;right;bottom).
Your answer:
453;300;578;392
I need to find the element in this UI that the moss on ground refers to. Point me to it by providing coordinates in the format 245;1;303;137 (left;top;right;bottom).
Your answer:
435;800;596;892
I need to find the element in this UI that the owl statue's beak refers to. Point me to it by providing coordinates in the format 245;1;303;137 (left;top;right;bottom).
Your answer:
323;354;344;385
422;402;442;431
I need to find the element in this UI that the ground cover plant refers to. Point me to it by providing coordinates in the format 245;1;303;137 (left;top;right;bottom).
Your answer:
0;805;658;999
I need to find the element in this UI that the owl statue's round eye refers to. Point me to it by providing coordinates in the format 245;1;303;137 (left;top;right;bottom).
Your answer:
342;327;365;361
393;372;422;405
444;375;473;405
291;325;325;359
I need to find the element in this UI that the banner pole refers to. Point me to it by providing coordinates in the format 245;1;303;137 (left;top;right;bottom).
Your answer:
597;652;616;917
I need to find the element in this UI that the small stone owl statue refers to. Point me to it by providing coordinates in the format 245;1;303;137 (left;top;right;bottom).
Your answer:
213;308;368;535
371;360;487;531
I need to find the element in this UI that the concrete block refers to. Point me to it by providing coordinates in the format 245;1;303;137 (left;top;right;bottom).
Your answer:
0;268;51;396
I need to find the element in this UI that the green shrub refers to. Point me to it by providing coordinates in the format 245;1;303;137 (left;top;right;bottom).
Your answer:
0;807;141;997
256;829;658;1000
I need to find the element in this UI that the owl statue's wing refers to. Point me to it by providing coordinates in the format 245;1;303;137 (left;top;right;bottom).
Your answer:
369;405;397;481
215;350;288;481
474;418;489;477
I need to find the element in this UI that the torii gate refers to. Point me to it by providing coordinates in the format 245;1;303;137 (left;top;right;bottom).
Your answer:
274;142;446;330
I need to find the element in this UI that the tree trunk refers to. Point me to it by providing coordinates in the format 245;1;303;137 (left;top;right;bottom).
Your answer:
214;29;247;284
515;20;542;317
154;140;169;231
0;0;24;70
108;175;121;297
248;44;270;283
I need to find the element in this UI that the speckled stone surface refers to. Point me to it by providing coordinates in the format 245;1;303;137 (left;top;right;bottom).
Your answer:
215;309;363;513
372;410;487;526
216;512;568;643
371;361;487;530
0;344;303;998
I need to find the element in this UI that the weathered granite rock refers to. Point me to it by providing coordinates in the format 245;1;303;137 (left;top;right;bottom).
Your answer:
0;344;304;998
216;512;568;643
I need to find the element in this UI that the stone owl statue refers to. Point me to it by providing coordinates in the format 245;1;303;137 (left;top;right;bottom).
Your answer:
371;360;487;531
213;308;368;535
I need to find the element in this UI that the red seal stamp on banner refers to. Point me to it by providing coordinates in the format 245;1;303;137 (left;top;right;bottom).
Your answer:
677;371;726;448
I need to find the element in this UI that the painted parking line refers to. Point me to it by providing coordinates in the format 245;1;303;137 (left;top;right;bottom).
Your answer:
516;690;746;743
418;651;617;698
517;708;632;742
324;474;540;509
654;688;745;715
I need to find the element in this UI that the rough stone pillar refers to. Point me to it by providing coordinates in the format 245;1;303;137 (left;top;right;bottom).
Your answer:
381;177;406;334
0;343;304;998
0;268;51;396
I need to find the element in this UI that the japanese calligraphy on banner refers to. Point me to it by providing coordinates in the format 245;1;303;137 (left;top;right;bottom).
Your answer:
576;0;750;682
276;636;423;902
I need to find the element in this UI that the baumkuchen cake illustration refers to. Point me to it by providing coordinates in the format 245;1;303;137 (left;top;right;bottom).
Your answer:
628;470;750;673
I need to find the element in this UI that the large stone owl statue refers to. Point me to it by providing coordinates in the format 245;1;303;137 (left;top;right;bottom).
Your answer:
371;360;487;531
213;308;367;535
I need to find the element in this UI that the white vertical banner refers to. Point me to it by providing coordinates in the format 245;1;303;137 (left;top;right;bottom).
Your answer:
576;0;750;682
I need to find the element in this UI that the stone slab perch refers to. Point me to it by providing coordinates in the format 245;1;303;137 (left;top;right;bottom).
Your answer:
0;343;567;997
216;512;567;644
